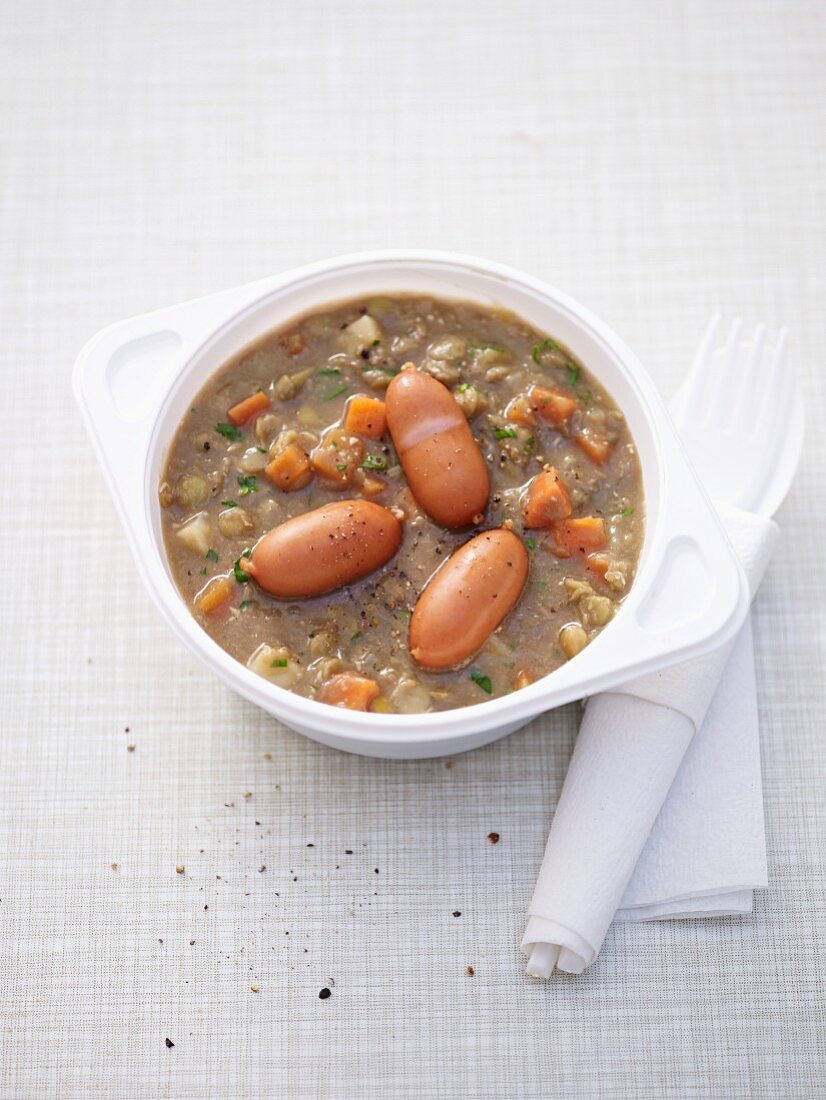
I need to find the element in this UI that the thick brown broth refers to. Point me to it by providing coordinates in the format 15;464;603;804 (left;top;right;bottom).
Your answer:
159;294;644;713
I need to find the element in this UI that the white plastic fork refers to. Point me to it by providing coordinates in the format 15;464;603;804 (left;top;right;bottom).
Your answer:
525;316;803;980
670;315;803;517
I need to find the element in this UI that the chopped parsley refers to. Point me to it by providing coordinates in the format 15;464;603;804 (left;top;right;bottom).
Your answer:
536;579;548;589
361;454;387;471
199;567;207;576
221;499;237;508
205;548;219;563
531;338;559;364
239;599;253;610
216;422;242;442
525;537;537;551
455;382;472;393
566;362;581;386
234;552;252;583
336;464;347;472
237;475;258;496
317;367;341;377
271;658;288;668
323;383;349;401
395;608;411;620
525;435;536;453
470;669;493;694
616;507;635;516
494;427;518;440
350;630;363;642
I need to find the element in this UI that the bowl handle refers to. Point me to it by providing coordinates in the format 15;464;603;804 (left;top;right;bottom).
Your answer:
73;281;280;556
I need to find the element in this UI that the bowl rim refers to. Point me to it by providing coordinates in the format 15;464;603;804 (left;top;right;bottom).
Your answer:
75;249;750;753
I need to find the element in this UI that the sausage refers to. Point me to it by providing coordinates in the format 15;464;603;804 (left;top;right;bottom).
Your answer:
385;366;490;528
409;529;529;669
245;500;402;598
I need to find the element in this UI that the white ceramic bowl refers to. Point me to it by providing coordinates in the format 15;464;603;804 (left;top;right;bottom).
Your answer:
74;251;749;758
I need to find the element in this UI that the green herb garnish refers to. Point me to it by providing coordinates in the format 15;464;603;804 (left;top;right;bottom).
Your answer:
616;507;635;516
566;362;581;386
317;367;341;377
271;658;288;668
350;630;363;642
199;567;207;575
336;464;347;472
323;383;349;401
531;338;558;364
456;382;472;393
239;599;253;610
525;435;535;453
470;669;493;694
494;427;518;440
216;422;242;442
361;454;387;471
237;475;258;496
221;499;237;508
525;537;537;551
205;548;219;563
395;608;411;620
234;552;252;583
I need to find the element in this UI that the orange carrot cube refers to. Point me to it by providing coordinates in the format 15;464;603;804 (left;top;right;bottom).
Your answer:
320;673;381;711
523;467;573;528
265;443;313;492
530;386;578;429
548;516;607;558
344;396;387;439
195;576;233;614
227;390;271;427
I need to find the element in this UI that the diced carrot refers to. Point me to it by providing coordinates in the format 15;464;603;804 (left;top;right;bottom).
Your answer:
265;443;313;492
344;396;387;439
359;473;386;497
548;516;607;558
530;386;578;429
505;394;537;428
278;331;306;357
320;672;381;711
195;576;233;614
585;552;612;579
227;390;271;426
576;429;613;465
523;467;573;528
310;427;364;487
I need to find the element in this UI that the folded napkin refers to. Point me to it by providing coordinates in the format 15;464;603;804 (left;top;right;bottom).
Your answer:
522;502;778;976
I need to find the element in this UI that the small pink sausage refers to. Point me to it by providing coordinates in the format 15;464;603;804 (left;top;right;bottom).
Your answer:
409;529;529;669
385;366;490;528
245;500;402;598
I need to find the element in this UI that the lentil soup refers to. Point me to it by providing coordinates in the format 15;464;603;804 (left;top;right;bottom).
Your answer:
159;295;644;713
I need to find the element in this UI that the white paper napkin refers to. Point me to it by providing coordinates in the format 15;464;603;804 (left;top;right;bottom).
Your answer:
522;503;778;975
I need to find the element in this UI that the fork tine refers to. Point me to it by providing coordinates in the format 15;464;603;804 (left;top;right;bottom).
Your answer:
752;328;790;439
731;322;766;422
704;317;743;424
677;312;722;423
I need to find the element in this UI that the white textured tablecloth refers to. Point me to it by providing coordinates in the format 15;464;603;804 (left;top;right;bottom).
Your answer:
1;2;825;1097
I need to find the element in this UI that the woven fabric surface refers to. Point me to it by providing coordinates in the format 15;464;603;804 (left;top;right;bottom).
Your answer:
1;1;824;1096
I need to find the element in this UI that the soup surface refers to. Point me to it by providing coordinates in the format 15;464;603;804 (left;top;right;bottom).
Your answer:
160;295;644;713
